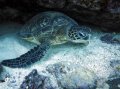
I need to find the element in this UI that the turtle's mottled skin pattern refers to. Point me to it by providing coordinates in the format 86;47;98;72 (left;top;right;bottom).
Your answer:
1;11;91;68
1;42;50;68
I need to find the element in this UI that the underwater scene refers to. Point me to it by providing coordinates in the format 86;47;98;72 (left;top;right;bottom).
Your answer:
0;0;120;89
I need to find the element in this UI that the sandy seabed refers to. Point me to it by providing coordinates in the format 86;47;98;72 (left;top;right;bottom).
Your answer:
0;24;120;89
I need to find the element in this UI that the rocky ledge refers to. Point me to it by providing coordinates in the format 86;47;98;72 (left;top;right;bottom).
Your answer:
0;0;120;32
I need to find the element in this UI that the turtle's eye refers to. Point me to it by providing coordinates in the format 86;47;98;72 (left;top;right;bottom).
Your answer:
78;26;91;40
78;32;85;37
78;32;89;40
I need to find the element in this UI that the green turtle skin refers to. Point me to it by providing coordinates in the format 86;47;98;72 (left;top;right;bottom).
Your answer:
1;11;91;68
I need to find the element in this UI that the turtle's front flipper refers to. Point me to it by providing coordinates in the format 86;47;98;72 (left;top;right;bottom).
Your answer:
1;43;50;68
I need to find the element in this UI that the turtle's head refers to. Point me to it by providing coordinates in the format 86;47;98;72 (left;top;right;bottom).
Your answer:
67;26;91;44
18;29;40;45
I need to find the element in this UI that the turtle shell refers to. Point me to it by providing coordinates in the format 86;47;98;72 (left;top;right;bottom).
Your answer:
20;11;79;41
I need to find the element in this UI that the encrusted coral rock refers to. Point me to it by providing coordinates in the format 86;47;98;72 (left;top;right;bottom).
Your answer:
68;0;108;10
0;0;120;31
46;62;97;89
37;0;66;8
20;61;97;89
0;64;2;72
20;69;57;89
107;0;120;13
0;64;5;83
106;78;120;89
110;60;120;77
100;33;120;44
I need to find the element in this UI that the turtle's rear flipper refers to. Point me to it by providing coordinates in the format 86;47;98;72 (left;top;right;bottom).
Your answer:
1;43;50;68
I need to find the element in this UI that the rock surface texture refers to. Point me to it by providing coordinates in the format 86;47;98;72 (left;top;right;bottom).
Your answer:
20;69;57;89
100;33;120;44
20;62;98;89
0;0;120;31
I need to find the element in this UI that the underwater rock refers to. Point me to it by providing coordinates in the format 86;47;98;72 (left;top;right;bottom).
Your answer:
46;62;97;89
0;64;3;77
100;33;120;44
20;69;57;89
107;0;120;13
0;64;2;72
100;33;114;44
0;64;5;83
38;0;107;10
113;35;120;44
37;0;66;8
107;60;120;89
106;78;120;89
20;61;97;89
110;60;120;69
0;0;120;31
0;64;3;76
110;60;120;78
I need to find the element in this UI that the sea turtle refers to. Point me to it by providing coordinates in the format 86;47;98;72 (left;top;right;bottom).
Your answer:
1;11;91;68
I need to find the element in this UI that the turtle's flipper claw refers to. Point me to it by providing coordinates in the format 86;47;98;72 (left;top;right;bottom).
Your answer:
1;43;50;68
